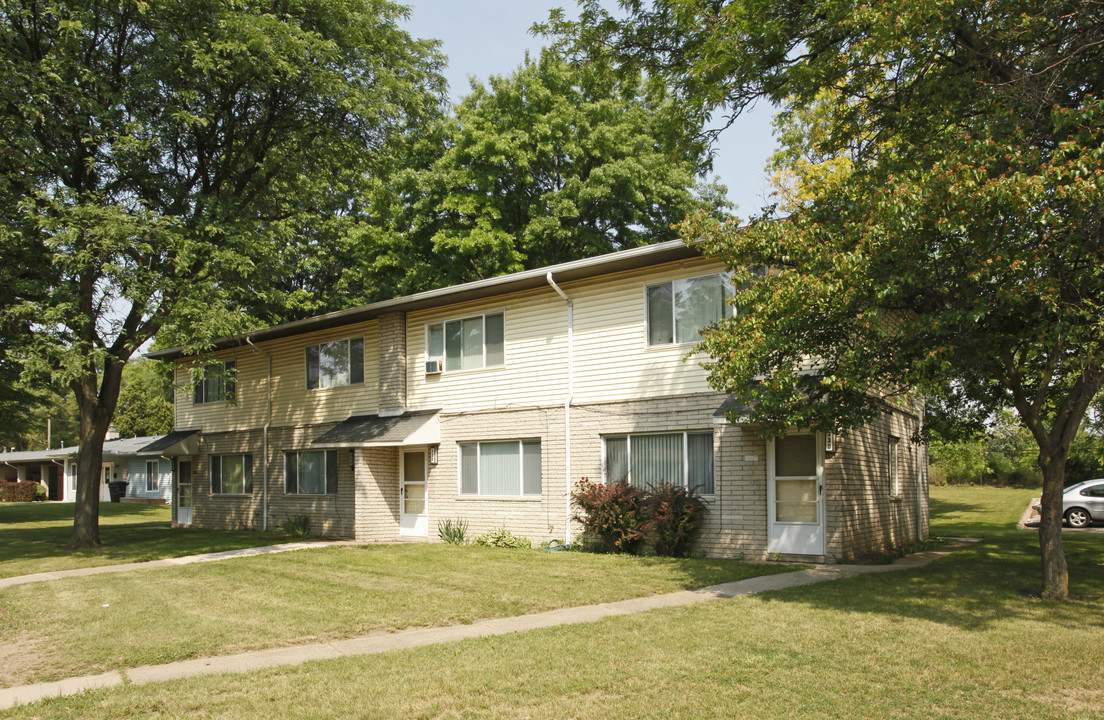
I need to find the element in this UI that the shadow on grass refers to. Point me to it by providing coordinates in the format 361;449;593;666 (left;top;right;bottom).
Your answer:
0;502;293;577
756;532;1104;632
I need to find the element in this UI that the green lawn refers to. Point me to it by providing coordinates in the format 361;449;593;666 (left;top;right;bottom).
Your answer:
0;543;798;688
6;486;1103;719
0;502;294;579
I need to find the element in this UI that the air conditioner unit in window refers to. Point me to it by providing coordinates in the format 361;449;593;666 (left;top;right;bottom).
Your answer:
425;360;443;374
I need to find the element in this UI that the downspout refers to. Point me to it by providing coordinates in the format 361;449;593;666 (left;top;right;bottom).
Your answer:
246;338;273;531
546;272;573;544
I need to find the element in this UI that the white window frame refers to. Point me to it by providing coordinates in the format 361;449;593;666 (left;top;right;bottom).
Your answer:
306;337;364;390
888;437;900;496
284;449;338;495
427;312;505;372
602;431;715;495
194;361;236;404
645;273;735;347
146;460;159;492
458;439;541;497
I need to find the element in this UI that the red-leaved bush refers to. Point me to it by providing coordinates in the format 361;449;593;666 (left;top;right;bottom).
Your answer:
642;483;709;557
571;477;646;554
572;478;709;556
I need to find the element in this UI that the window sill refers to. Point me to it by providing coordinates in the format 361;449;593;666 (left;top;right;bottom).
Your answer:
306;382;365;393
455;495;542;502
644;341;699;352
425;364;506;377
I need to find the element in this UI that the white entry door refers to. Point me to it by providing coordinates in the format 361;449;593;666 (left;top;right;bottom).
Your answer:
100;463;114;502
767;433;826;556
399;450;428;536
177;460;193;526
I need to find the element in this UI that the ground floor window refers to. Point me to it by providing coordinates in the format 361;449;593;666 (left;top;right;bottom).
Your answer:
459;440;541;496
888;436;900;496
210;454;253;495
146;460;159;492
604;432;714;494
284;450;338;495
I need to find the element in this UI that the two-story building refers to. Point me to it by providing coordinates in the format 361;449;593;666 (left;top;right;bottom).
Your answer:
149;240;929;561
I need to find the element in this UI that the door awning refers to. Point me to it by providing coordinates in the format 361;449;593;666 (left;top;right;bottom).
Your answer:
137;429;201;456
311;410;441;448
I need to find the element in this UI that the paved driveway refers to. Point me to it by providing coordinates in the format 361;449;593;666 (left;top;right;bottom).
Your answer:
1019;498;1104;533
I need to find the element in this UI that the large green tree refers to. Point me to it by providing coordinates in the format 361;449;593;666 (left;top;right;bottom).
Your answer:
0;0;444;546
338;49;728;301
547;0;1104;599
112;359;174;439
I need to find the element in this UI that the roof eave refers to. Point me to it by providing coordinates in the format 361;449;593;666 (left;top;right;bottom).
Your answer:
147;240;704;361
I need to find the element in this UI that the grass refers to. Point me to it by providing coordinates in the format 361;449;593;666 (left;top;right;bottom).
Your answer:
0;544;798;688
0;502;294;579
6;485;1104;719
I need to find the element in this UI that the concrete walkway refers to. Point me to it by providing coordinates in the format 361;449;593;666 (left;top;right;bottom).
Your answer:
0;540;358;590
0;539;976;711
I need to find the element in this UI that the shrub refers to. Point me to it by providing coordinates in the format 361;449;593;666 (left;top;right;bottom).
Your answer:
474;527;532;549
642;483;709;557
571;477;646;554
278;514;311;537
438;517;469;545
0;482;41;503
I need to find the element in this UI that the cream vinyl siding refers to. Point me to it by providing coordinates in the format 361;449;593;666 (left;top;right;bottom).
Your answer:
406;257;724;412
174;320;380;433
407;290;570;413
571;257;723;403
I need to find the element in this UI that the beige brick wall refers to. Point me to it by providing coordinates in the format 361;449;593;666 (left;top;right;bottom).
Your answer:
432;406;568;542
378;312;407;413
184;393;928;560
189;424;356;537
570;394;770;560
825;407;929;561
353;447;400;541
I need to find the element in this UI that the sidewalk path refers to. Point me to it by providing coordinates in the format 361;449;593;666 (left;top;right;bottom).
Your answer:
0;540;358;590
0;538;977;711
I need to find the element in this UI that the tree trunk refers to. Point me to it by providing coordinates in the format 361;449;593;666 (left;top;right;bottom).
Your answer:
71;420;109;548
70;362;125;549
1037;454;1069;600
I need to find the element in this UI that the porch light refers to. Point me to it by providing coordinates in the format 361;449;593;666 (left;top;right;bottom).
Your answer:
428;445;438;466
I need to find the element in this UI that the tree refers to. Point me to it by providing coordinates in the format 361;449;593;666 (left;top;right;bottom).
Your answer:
338;49;729;301
112;359;175;438
546;0;1104;599
0;0;444;547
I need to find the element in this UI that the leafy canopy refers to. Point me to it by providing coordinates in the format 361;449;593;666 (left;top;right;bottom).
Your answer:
546;0;1104;599
338;48;729;301
0;0;444;545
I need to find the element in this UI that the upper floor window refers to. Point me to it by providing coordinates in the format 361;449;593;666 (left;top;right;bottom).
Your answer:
306;337;364;390
646;274;734;346
194;361;236;404
427;312;504;371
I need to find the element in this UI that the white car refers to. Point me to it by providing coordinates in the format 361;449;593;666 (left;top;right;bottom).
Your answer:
1061;480;1104;528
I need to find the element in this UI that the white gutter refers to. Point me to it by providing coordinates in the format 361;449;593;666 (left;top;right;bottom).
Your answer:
546;272;574;544
247;338;273;531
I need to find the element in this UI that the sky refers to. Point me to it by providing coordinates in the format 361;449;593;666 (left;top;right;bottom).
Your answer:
401;0;779;219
